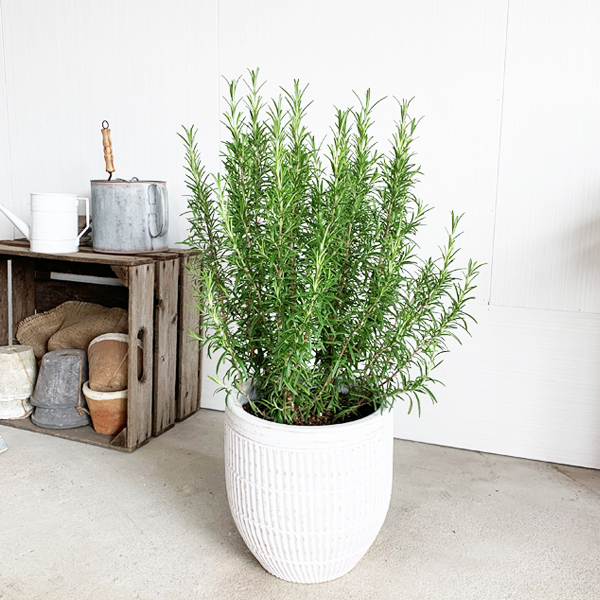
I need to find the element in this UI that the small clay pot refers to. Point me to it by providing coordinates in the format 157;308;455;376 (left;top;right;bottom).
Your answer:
88;333;142;393
82;381;127;435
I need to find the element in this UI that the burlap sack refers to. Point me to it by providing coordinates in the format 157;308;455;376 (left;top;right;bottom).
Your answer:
16;301;128;360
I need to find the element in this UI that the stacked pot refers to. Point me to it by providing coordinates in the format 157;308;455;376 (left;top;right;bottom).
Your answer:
83;334;140;435
31;349;91;428
0;345;37;419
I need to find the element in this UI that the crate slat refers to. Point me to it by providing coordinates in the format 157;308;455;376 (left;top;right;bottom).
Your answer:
11;258;36;338
34;279;129;312
126;263;155;449
0;418;135;452
153;256;179;436
175;252;202;421
0;242;154;266
35;259;121;279
0;259;8;345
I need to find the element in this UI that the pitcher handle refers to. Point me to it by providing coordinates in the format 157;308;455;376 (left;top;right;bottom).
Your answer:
148;184;169;238
77;197;91;239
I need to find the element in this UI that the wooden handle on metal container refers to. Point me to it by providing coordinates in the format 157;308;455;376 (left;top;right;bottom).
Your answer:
102;121;115;174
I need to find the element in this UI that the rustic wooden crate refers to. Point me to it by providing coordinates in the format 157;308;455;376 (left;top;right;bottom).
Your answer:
0;241;201;451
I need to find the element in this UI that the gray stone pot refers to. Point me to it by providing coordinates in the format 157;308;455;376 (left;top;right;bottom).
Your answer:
31;406;91;429
31;349;89;409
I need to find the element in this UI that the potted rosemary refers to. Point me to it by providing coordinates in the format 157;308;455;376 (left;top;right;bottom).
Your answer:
182;71;480;584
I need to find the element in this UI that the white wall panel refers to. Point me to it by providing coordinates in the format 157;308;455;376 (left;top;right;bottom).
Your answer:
490;0;600;313
2;0;600;468
0;1;13;239
201;0;509;411
395;304;600;469
218;0;508;304
0;0;220;245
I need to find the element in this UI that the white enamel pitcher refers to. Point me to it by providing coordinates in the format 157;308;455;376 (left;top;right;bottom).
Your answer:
0;193;90;254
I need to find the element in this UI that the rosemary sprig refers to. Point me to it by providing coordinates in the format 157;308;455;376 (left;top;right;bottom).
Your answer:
181;70;481;425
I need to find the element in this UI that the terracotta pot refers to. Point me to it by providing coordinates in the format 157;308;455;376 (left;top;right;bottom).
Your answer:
87;333;142;393
82;381;127;435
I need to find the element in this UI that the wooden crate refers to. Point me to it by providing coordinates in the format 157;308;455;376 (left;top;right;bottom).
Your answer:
0;241;202;451
169;249;202;422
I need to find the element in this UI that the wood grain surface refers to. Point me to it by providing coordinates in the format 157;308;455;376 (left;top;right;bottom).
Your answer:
0;241;154;266
0;417;134;453
0;259;8;344
153;256;179;435
34;279;128;312
126;262;155;449
176;253;201;421
11;257;35;335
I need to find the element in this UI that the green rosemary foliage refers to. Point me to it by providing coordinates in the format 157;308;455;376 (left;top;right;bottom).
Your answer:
182;70;481;425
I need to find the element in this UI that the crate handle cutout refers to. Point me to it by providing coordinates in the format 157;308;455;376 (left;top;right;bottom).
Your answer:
137;327;147;382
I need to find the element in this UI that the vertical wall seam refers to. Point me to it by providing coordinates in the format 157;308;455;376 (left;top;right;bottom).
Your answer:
0;0;15;225
0;0;13;335
487;0;511;305
217;0;223;173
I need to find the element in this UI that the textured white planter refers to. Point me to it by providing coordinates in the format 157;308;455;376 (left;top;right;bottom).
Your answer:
225;392;394;584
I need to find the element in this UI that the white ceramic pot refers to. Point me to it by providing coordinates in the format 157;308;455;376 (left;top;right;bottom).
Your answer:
0;345;37;419
224;391;394;584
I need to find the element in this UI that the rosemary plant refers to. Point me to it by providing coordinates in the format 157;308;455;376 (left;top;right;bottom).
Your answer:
182;71;480;426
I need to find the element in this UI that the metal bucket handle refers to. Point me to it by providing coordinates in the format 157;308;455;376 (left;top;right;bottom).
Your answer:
148;183;169;238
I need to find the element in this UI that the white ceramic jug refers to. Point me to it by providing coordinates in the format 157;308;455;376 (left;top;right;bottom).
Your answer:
0;193;90;254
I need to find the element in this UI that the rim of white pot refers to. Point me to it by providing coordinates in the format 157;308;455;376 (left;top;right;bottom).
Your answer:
88;333;142;350
82;380;128;401
226;386;393;449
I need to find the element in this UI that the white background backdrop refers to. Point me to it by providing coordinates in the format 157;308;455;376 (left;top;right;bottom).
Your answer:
1;0;599;467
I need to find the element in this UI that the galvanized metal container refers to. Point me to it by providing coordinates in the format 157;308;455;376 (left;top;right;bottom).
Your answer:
90;179;169;254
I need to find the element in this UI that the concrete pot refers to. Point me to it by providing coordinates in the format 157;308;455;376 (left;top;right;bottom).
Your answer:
31;349;88;409
224;389;394;584
82;381;127;435
0;398;34;419
88;333;142;392
0;345;37;419
31;406;91;429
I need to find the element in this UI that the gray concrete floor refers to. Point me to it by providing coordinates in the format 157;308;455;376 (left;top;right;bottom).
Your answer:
1;409;599;600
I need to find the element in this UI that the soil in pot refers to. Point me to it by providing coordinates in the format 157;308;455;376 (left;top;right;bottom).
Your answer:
242;393;377;426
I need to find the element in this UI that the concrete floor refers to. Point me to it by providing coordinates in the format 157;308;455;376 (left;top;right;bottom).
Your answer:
1;410;600;600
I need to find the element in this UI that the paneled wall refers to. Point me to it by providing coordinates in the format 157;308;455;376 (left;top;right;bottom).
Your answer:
1;0;599;467
0;0;221;243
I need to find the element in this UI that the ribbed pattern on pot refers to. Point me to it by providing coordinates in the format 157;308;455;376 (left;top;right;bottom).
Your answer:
225;413;394;584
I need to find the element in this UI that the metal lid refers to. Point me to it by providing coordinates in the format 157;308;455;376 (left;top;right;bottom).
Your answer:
90;180;166;184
